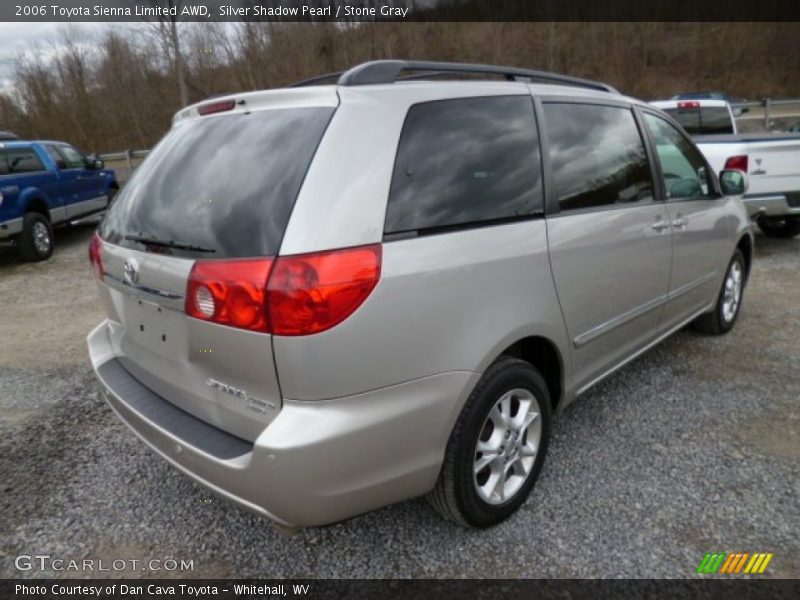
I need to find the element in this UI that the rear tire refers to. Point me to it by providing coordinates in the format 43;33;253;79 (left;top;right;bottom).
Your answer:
17;212;54;262
427;357;551;528
757;216;800;238
692;249;745;335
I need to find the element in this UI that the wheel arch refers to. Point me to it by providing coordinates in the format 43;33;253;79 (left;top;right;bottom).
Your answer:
736;232;753;283
496;335;565;411
21;192;51;221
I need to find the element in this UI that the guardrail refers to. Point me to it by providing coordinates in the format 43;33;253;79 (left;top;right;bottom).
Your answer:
730;98;800;129
96;149;150;182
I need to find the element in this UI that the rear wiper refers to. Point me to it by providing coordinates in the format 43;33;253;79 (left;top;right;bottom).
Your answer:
124;235;216;253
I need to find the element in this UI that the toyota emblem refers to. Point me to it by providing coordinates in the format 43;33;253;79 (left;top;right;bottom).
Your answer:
123;257;139;285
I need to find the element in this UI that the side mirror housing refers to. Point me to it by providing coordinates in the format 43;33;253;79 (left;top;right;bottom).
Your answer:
719;169;748;196
86;155;104;170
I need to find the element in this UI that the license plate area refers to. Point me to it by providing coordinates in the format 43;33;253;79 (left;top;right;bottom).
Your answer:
121;295;186;361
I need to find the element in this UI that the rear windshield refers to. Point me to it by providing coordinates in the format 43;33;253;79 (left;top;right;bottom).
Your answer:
100;107;334;258
663;107;734;135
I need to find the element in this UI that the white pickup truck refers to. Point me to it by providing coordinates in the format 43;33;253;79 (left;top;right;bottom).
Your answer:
652;99;800;238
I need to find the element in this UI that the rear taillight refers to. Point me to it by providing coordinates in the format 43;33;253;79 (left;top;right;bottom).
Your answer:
678;101;700;109
184;245;382;336
186;258;274;332
267;244;382;336
724;155;749;172
88;232;104;280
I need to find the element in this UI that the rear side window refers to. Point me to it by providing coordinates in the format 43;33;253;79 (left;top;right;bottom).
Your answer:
3;148;45;174
663;107;734;135
101;107;334;258
543;103;654;212
385;96;543;234
0;152;8;175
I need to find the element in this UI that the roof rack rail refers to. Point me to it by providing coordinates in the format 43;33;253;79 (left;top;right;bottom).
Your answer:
336;60;618;93
288;72;344;88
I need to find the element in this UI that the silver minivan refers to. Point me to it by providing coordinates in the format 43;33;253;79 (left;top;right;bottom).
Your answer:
88;60;753;529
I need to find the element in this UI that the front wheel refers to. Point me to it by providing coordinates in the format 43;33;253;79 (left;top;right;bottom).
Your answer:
17;212;54;262
692;249;745;335
757;216;800;238
427;357;551;528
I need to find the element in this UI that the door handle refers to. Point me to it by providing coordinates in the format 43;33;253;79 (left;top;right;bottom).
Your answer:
672;216;689;229
651;219;669;232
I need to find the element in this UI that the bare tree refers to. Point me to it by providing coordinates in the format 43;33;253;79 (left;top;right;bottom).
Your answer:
141;0;189;106
2;22;799;152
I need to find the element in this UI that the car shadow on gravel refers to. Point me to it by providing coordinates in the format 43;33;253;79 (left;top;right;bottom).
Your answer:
0;221;100;269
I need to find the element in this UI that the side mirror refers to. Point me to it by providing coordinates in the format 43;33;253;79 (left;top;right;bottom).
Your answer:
719;169;748;196
86;155;104;170
55;159;67;170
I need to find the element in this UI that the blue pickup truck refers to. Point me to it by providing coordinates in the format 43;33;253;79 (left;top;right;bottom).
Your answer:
0;139;118;261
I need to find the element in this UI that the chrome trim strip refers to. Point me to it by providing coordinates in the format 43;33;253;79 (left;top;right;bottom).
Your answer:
573;271;719;349
576;302;715;396
743;194;786;202
104;272;185;311
50;206;68;224
0;217;23;238
67;195;107;218
574;294;666;348
667;271;719;302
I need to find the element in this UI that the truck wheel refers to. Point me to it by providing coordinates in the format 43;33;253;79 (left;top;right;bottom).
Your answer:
17;212;54;262
757;216;800;238
427;357;551;528
692;249;745;335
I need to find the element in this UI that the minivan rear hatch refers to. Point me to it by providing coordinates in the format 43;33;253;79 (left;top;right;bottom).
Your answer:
95;92;337;442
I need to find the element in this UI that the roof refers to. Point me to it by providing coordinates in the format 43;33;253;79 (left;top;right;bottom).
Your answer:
0;140;67;148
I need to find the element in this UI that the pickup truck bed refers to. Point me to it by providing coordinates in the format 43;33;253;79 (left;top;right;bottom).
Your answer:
694;133;800;225
652;99;800;238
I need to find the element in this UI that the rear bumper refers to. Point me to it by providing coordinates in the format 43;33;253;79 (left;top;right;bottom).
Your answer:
743;193;800;218
88;320;477;527
0;217;23;239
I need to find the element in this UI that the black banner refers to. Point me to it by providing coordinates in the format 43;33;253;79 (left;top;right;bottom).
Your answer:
2;0;800;23
3;579;800;600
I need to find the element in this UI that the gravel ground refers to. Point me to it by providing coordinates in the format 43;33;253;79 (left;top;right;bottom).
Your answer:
1;224;798;579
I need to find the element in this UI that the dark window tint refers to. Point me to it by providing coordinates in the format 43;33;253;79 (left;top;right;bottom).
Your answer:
385;96;543;234
101;107;334;259
644;113;711;199
3;148;45;174
0;152;8;175
663;107;734;135
544;103;653;212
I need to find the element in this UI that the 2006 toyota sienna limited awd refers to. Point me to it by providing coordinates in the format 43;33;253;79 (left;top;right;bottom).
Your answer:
87;60;753;529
